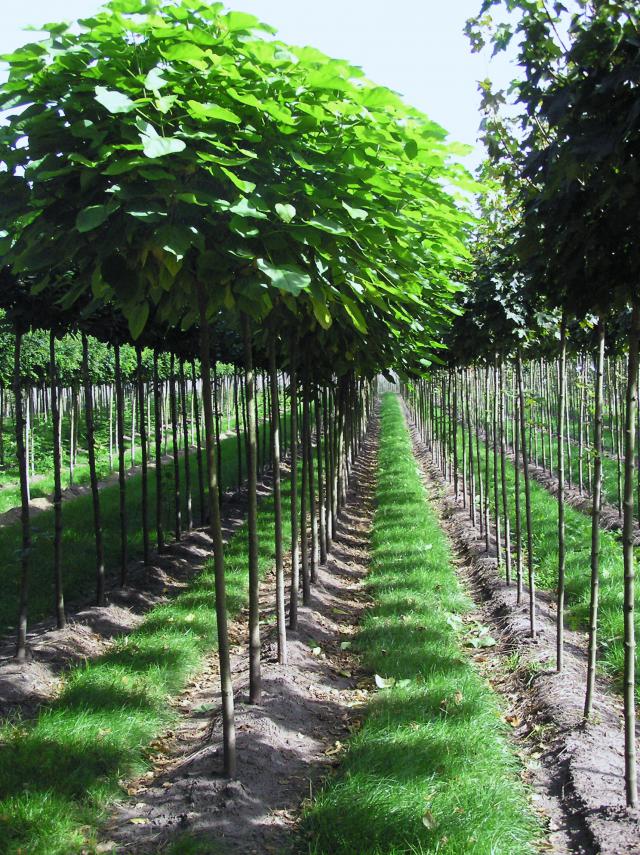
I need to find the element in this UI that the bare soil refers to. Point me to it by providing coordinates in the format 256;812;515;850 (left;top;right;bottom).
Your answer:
405;404;640;855
98;418;380;854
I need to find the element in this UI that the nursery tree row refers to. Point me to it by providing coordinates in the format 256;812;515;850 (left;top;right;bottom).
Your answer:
0;0;470;777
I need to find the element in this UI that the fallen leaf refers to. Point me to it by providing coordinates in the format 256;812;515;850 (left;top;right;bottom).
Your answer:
422;809;437;830
193;703;216;713
128;817;148;825
374;674;395;689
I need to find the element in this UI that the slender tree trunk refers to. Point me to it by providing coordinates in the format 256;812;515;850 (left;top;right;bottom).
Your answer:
622;300;639;808
517;349;535;637
198;285;236;777
169;355;181;541
234;372;242;489
492;358;502;567
15;332;30;661
50;333;65;629
0;381;4;469
213;363;223;506
179;360;193;531
192;362;206;526
154;351;165;551
585;320;605;718
499;361;512;586
137;346;150;566
242;314;261;703
556;317;567;671
323;386;333;547
300;373;310;604
115;344;128;581
269;337;287;665
289;343;299;630
83;333;105;606
514;376;523;604
314;384;327;564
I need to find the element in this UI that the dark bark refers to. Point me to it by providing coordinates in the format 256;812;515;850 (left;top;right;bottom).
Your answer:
191;361;206;526
179;360;193;531
154;351;165;551
585;321;605;719
50;333;65;629
242;314;261;704
169;354;182;541
556;318;567;672
15;333;30;661
137;346;150;565
83;333;105;606
622;300;640;808
517;349;536;637
269;336;287;665
115;344;128;581
198;285;236;777
289;342;299;631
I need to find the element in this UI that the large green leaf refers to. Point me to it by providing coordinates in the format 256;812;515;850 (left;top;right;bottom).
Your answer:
75;204;115;233
94;86;136;114
186;100;241;124
257;259;311;294
275;203;296;223
306;216;347;235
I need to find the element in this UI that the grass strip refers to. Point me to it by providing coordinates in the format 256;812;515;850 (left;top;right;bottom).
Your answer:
303;393;540;855
0;456;298;855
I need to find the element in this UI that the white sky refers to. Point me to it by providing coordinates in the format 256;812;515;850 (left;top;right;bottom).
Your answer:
1;0;516;169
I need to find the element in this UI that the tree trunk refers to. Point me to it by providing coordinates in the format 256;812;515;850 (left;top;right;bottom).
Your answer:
499;360;512;586
179;360;193;531
137;346;150;566
301;373;310;605
622;300;639;808
289;342;299;630
15;332;30;661
314;384;327;564
83;333;105;606
517;349;536;637
585;320;605;718
213;363;223;506
269;336;287;665
50;332;65;629
242;314;261;704
153;351;165;551
234;372;242;489
556;317;567;671
198;285;236;777
115;344;128;581
169;355;181;541
192;362;205;526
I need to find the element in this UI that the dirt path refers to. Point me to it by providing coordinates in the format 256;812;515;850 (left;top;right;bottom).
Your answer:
99;416;380;854
0;471;268;719
405;402;640;855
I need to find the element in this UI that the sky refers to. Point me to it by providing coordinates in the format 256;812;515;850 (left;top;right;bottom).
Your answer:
0;0;516;169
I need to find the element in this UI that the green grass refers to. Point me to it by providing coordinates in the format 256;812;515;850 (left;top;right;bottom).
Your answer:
303;393;540;855
443;410;639;700
0;412;290;638
0;438;299;855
